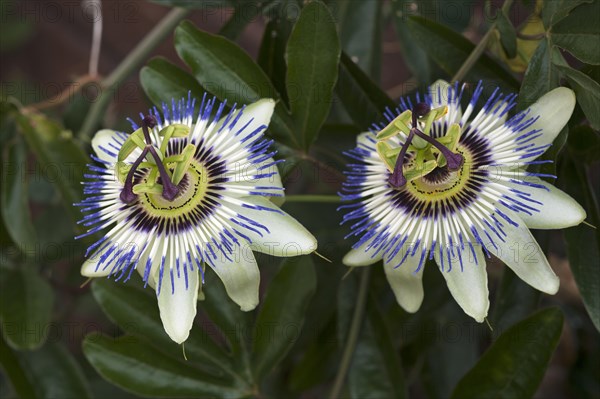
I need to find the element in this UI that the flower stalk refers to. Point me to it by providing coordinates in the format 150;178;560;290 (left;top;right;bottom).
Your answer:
329;268;371;399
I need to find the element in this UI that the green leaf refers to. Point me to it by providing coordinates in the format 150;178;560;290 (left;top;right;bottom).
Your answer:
286;1;341;149
200;271;253;357
0;267;54;350
550;1;600;65
420;303;480;398
567;125;600;164
17;342;92;399
518;39;564;176
16;112;89;226
289;321;337;392
336;264;358;345
562;149;600;332
491;267;540;333
420;0;472;32
83;335;242;398
258;17;294;106
252;256;316;379
337;0;382;81
555;65;600;130
541;0;591;28
91;279;233;372
0;103;19;249
336;52;396;129
1;135;37;252
140;57;205;109
390;0;431;86
496;10;517;58
565;222;600;332
348;296;407;399
518;38;557;110
291;256;346;352
452;308;564;399
406;16;519;93
0;334;36;398
272;141;302;181
174;20;296;146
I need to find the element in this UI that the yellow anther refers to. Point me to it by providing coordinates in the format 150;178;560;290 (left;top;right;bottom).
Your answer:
118;128;146;162
435;123;461;167
172;144;197;185
376;110;412;140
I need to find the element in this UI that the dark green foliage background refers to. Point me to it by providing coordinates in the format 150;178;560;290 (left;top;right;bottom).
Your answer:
1;0;599;398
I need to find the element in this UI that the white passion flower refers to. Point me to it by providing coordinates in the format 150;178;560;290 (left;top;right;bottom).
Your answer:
76;94;317;343
340;80;585;322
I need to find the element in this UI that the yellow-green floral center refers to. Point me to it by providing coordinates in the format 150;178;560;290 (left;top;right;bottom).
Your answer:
406;144;473;201
375;105;466;192
139;160;209;218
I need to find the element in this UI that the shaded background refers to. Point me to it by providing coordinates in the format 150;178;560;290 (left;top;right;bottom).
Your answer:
1;0;599;398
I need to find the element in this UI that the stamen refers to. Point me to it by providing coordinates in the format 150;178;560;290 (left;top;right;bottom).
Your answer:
389;103;430;188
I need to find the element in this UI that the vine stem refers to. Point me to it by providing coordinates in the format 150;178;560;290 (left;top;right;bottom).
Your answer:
88;0;103;78
0;335;36;398
285;195;341;203
452;0;514;82
329;268;371;399
79;7;191;142
22;75;97;112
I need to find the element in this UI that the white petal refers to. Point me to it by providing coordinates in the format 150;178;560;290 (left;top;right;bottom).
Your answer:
157;265;199;344
91;129;122;164
207;244;260;311
136;264;156;289
224;98;275;142
228;196;317;257
383;254;425;313
228;157;283;195
520;87;575;152
81;263;111;277
252;157;283;190
429;80;463;125
135;249;158;290
502;177;586;229
81;243;115;277
356;131;376;147
342;235;384;267
480;209;559;295
429;79;452;107
434;243;489;322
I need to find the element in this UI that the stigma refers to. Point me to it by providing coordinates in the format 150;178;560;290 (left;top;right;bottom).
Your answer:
119;115;183;204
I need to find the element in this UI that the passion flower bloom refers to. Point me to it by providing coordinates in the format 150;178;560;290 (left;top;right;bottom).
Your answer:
340;81;585;322
77;95;317;343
